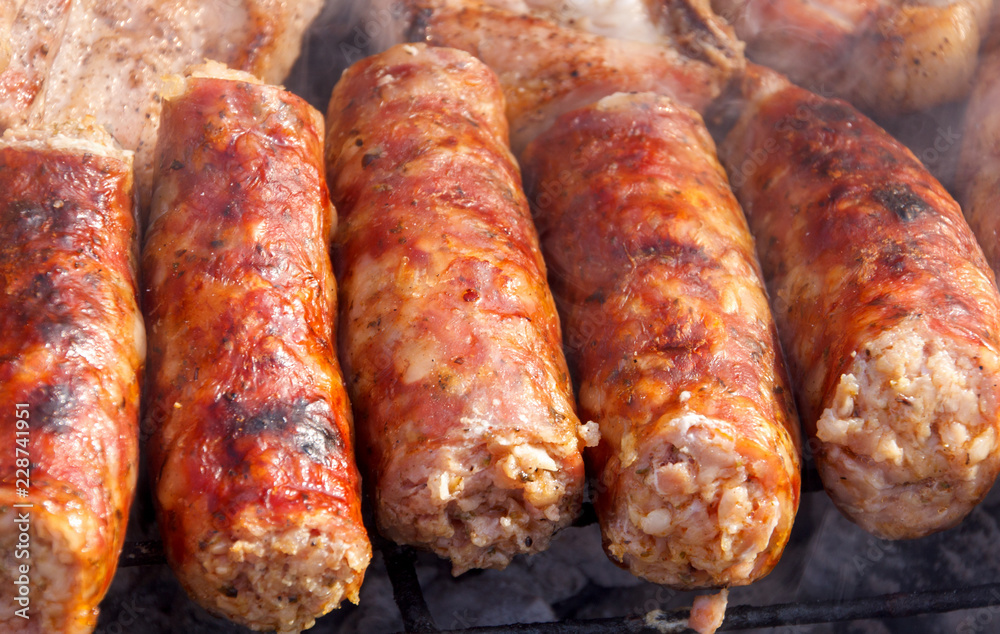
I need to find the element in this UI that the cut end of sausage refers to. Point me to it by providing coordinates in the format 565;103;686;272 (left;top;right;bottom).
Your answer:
377;436;585;575
600;412;797;588
171;508;372;634
0;498;110;634
1;118;129;158
816;319;1000;539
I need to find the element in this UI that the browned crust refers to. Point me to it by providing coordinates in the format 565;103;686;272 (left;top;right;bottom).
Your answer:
721;66;1000;538
143;65;369;632
521;92;801;587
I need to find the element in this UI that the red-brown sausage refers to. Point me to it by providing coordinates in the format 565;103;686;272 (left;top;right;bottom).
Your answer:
520;92;801;587
386;0;743;153
957;45;1000;275
325;44;592;574
142;63;370;632
720;65;1000;539
0;121;143;633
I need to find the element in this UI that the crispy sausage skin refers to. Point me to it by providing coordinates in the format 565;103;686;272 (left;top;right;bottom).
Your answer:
325;44;591;574
520;93;801;587
957;45;1000;275
721;65;1000;539
142;63;370;632
0;121;143;633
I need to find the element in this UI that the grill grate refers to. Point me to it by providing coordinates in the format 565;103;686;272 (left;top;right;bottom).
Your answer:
115;491;1000;634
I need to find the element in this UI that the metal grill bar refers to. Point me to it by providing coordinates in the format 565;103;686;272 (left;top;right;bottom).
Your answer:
377;533;1000;634
387;583;1000;633
118;482;1000;633
718;584;1000;629
381;537;439;632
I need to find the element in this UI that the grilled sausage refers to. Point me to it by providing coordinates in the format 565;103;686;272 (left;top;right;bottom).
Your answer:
520;92;801;587
381;0;743;153
720;65;1000;539
0;121;143;633
712;0;992;116
142;63;370;632
957;45;1000;275
325;44;592;574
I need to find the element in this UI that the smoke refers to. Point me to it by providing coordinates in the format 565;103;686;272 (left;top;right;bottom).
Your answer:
283;0;411;112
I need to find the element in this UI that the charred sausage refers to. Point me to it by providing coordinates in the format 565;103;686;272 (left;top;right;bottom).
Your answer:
520;92;801;587
0;121;143;633
142;63;370;632
720;65;1000;539
325;44;592;574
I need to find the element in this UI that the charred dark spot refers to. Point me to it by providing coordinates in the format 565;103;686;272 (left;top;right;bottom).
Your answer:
872;184;932;222
28;272;55;300
36;312;76;346
355;138;364;147
30;383;78;433
222;398;344;466
170;159;184;170
585;289;606;305
814;102;858;125
222;586;239;598
241;406;291;434
292;405;344;464
876;241;911;276
209;239;224;248
362;150;381;168
6;201;47;241
463;288;479;302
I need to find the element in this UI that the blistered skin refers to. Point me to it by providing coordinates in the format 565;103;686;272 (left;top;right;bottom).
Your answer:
712;0;991;116
0;0;324;212
143;65;370;633
390;0;742;153
721;66;1000;539
0;123;142;633
521;93;800;588
958;46;1000;276
326;44;589;574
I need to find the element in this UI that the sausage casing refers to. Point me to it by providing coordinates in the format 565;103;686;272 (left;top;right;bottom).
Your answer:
521;93;801;587
721;66;1000;539
142;63;370;632
0;121;143;633
325;44;590;574
393;0;743;152
958;46;1000;275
